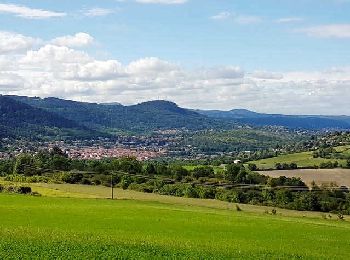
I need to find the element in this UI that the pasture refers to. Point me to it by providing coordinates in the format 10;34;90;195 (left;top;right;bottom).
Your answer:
1;191;350;259
250;149;348;170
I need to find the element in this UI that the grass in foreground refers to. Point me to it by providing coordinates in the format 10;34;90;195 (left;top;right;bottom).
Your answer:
1;194;350;259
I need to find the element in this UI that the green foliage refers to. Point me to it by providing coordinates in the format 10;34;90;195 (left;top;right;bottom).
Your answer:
0;96;96;140
0;184;32;194
120;175;132;190
10;96;232;134
191;166;214;179
181;129;302;154
13;154;38;176
118;158;142;175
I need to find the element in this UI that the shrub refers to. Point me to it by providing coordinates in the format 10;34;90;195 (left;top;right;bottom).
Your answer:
337;212;345;221
17;186;32;194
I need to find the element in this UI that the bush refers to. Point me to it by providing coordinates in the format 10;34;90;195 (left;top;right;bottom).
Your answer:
17;186;32;194
128;183;154;193
183;185;199;198
1;185;32;194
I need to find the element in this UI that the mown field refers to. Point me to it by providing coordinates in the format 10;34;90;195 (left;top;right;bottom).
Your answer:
260;168;350;187
250;146;350;170
1;190;350;259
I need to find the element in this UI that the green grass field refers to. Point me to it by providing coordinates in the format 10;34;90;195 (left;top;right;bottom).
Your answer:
1;193;350;259
183;165;225;174
250;146;350;170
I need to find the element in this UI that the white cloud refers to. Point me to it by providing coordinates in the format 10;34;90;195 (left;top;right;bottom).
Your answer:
297;24;350;38
51;33;94;48
1;31;350;115
276;17;304;23
0;3;66;19
62;60;125;81
203;66;244;79
20;45;92;67
0;31;40;54
251;71;283;80
83;8;115;17
211;12;262;25
0;72;25;90
210;12;231;20
126;57;180;75
135;0;188;4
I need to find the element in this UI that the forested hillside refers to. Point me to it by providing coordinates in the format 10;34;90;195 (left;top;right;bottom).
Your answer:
9;96;233;133
198;109;350;129
0;96;95;139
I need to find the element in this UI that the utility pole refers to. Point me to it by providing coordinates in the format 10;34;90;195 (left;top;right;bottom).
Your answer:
111;173;114;200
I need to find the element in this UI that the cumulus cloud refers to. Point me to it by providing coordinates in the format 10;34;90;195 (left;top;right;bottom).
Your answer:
51;33;94;48
0;3;66;19
20;45;92;66
127;57;180;75
0;31;40;54
62;60;125;81
297;24;350;38
1;31;350;115
251;71;283;80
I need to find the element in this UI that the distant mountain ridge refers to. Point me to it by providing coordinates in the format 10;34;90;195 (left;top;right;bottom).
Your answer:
0;95;95;139
7;95;231;134
1;95;350;140
197;108;350;130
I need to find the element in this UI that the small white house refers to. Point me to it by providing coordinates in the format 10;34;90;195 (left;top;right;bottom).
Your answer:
234;160;242;164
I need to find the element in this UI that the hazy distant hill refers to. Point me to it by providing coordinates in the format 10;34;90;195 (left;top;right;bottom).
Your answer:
197;109;350;130
3;95;349;140
0;96;94;139
8;96;231;133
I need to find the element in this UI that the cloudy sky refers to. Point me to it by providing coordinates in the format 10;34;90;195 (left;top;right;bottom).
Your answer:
0;0;349;115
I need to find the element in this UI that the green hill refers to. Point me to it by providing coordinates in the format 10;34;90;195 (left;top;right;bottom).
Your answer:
8;96;233;133
250;146;350;170
0;96;95;139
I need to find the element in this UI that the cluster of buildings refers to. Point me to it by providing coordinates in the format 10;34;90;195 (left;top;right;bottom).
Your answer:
65;147;166;161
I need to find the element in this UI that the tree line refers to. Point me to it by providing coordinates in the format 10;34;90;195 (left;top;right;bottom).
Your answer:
1;148;350;214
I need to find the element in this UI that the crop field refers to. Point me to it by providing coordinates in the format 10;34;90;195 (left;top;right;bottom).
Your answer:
250;148;349;170
1;192;350;259
260;168;350;187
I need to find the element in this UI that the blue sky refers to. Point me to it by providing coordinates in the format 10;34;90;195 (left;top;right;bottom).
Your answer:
0;0;350;114
1;0;350;70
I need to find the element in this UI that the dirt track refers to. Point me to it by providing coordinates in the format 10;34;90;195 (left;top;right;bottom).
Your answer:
259;169;350;187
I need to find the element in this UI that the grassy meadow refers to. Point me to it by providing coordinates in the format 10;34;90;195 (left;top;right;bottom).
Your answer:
1;185;350;259
250;146;350;170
